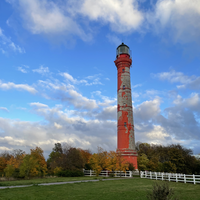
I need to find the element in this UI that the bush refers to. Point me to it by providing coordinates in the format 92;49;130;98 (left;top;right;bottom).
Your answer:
57;170;84;177
109;172;115;178
147;182;179;200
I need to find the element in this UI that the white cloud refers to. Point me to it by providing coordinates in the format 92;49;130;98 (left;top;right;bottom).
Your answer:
54;122;63;129
61;72;87;84
30;102;49;108
153;70;200;90
7;0;91;41
68;89;98;110
148;0;200;44
17;65;29;73
33;66;49;75
37;78;99;110
70;0;144;33
61;72;102;86
0;27;25;54
0;80;37;94
0;146;13;151
132;84;142;88
134;98;161;121
0;107;9;112
173;93;200;112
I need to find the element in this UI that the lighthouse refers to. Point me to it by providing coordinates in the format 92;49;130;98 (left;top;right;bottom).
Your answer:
114;43;138;169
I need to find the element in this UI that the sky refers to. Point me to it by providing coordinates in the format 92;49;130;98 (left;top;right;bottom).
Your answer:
0;0;200;158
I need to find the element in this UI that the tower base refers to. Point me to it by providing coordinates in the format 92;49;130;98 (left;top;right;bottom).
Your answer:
117;149;138;170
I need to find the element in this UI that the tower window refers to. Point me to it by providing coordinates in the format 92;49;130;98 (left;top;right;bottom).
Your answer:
122;68;125;72
124;122;127;127
123;85;125;90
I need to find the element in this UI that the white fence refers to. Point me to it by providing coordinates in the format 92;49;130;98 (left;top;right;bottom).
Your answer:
140;171;200;184
83;169;135;177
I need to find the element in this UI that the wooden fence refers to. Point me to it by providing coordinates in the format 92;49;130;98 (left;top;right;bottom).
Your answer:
83;169;136;177
140;171;200;184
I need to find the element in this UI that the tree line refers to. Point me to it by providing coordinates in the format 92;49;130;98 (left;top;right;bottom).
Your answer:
137;142;200;174
0;142;200;179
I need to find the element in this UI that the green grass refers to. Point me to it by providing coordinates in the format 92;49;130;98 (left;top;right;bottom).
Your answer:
0;176;106;186
0;178;200;200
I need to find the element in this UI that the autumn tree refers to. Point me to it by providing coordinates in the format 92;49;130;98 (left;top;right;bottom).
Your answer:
89;148;129;176
0;151;11;175
19;147;47;178
105;151;118;172
30;147;47;176
89;147;108;176
115;151;129;172
0;157;7;175
19;154;38;179
78;148;92;169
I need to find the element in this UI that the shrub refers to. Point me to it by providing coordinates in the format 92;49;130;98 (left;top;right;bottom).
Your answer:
57;170;84;177
109;172;115;178
146;182;179;200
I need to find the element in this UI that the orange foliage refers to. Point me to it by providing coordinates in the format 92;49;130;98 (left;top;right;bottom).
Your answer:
78;149;92;164
7;154;25;169
30;147;47;176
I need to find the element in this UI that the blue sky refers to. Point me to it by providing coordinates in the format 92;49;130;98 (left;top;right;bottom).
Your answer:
0;0;200;158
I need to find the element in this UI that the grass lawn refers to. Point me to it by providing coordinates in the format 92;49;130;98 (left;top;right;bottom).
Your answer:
0;178;200;200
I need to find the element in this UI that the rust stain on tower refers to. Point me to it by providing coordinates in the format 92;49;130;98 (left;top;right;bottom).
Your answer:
114;43;138;169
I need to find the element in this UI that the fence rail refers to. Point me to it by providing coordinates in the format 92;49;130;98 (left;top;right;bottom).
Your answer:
83;170;137;178
140;171;200;184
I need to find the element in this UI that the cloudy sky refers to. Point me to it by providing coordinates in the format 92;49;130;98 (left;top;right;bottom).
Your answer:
0;0;200;158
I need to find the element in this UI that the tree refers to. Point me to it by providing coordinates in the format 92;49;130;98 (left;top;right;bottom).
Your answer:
4;165;15;180
138;153;149;171
115;151;129;172
63;147;84;170
30;147;47;176
47;143;85;174
89;147;108;176
106;151;118;172
161;161;177;173
19;154;38;178
78;148;92;169
0;157;7;175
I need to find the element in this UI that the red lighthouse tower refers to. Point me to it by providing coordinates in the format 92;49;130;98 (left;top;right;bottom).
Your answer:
114;43;138;169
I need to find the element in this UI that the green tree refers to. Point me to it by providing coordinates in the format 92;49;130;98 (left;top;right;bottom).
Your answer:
19;154;38;179
4;164;15;180
138;153;149;171
161;161;177;173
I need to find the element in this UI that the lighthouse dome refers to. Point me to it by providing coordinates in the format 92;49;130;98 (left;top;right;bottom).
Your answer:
116;43;130;56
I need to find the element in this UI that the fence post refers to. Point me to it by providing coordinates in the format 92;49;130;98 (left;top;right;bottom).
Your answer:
130;171;132;178
184;174;186;183
150;171;152;179
168;173;170;182
145;171;147;178
176;173;178;182
155;172;157;180
162;173;163;181
106;170;108;177
193;174;196;185
90;170;92;177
